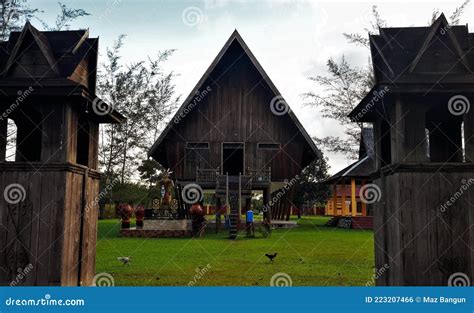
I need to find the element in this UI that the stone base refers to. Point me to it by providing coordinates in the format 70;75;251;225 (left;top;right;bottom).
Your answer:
120;228;192;238
143;219;189;230
120;219;192;238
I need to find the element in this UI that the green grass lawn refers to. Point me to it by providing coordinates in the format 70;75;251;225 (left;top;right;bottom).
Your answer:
96;216;374;286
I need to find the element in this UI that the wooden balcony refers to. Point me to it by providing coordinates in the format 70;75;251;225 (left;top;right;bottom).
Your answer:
246;167;271;185
196;167;220;182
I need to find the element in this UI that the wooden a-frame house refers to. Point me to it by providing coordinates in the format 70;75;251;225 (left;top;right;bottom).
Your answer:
149;30;321;223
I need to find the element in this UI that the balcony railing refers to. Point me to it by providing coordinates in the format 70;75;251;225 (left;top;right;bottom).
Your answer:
246;167;271;183
196;167;220;182
196;167;271;184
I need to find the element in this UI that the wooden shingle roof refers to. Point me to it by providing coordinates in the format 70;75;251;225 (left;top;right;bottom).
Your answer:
0;22;125;123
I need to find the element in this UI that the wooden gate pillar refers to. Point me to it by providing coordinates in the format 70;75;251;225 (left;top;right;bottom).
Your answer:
349;16;474;285
0;23;125;286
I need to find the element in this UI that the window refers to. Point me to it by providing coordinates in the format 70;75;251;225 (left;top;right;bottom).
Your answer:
257;143;280;150
2;108;43;162
5;119;17;161
76;116;90;166
425;106;463;163
186;142;209;149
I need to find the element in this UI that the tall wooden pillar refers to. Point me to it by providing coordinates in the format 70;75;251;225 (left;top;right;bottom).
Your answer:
348;17;474;285
341;179;347;216
465;106;474;162
0;24;125;286
350;179;357;216
0;118;6;161
332;184;338;216
215;197;221;234
361;180;367;216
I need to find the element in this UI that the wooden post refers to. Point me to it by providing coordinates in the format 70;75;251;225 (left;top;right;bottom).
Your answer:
332;183;338;216
351;179;357;217
263;185;271;220
361;180;367;216
215;197;221;234
245;197;251;214
0;118;7;161
238;173;242;217
341;179;347;216
225;173;229;207
465;106;474;162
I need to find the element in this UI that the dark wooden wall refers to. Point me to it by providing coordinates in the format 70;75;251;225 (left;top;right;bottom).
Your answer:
164;41;309;182
0;98;100;286
0;165;99;286
373;166;473;285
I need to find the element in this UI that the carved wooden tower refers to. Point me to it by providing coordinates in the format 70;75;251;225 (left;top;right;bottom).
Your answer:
0;23;124;286
350;14;473;285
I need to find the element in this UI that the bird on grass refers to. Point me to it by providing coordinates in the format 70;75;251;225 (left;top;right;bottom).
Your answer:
117;257;132;265
265;253;277;262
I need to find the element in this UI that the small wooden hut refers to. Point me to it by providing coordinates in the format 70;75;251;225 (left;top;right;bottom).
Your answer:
323;128;374;229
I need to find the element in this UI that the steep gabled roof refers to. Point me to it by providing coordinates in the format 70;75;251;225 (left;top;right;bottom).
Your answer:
149;30;321;159
409;13;471;73
3;21;60;76
0;22;125;124
350;13;474;122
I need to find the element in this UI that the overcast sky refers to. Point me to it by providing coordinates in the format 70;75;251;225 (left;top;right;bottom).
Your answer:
30;0;474;174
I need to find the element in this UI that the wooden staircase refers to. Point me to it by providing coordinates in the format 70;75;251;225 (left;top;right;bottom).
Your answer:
216;174;252;239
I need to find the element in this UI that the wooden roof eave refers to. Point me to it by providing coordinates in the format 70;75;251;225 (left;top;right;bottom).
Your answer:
322;155;373;185
81;90;126;124
0;82;126;124
349;84;387;122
